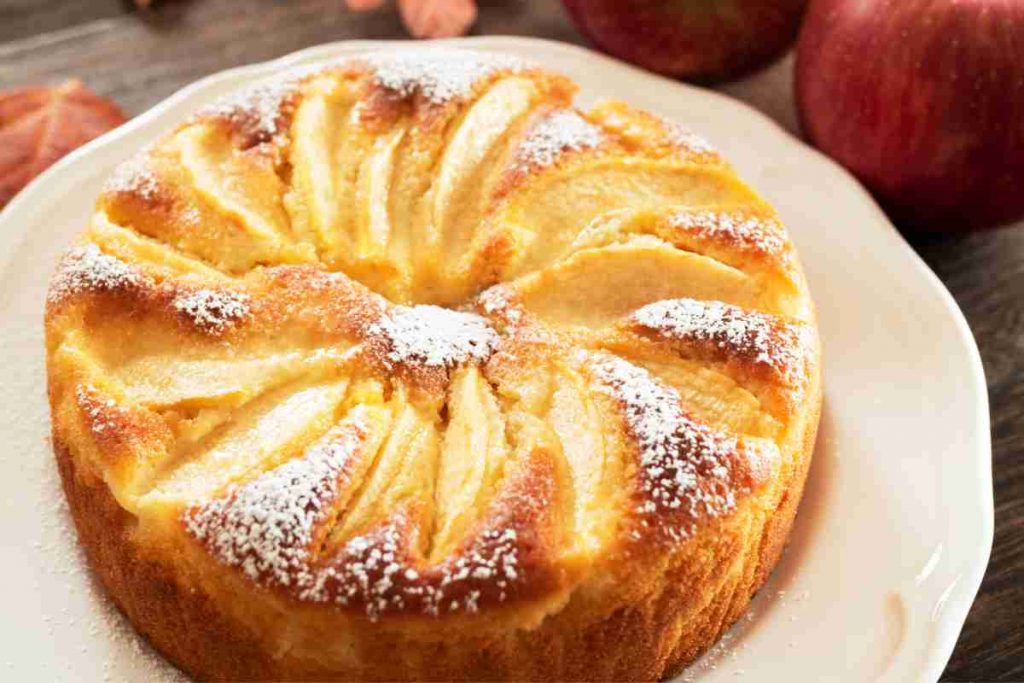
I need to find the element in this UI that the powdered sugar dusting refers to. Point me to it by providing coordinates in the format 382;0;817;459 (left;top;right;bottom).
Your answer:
192;63;326;142
368;305;499;370
586;351;738;541
515;110;602;169
670;210;787;254
308;521;520;619
31;422;181;681
428;527;520;612
173;289;251;334
363;48;525;104
48;245;146;304
76;385;118;436
198;82;290;139
633;298;808;383
476;285;522;326
183;413;524;619
666;122;716;156
183;417;371;588
103;152;160;199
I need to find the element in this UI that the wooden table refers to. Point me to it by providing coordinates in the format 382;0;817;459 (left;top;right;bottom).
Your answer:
3;1;1021;679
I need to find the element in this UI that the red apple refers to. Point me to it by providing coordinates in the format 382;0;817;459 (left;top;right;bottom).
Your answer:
562;0;809;83
796;0;1024;231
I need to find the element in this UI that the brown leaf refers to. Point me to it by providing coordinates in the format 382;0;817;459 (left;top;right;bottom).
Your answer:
0;80;127;208
346;0;386;10
398;0;477;38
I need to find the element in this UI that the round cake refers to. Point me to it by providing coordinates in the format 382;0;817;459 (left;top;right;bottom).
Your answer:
45;48;821;681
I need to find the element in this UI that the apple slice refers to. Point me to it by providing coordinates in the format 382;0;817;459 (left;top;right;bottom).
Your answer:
385;72;574;304
87;213;229;283
291;75;415;299
285;74;361;260
546;360;627;555
348;126;407;298
610;349;781;441
430;366;510;559
421;77;540;298
145;379;351;504
357;128;405;257
175;124;295;248
507;239;762;330
365;109;445;303
101;144;305;273
569;204;809;320
294;402;394;555
382;77;552;304
176;401;394;582
113;347;354;411
487;157;760;279
331;387;440;547
48;342;174;506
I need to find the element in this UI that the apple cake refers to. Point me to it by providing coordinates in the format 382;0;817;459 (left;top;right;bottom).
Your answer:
45;48;821;681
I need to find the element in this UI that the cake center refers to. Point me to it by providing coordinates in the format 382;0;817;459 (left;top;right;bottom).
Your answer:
366;304;500;371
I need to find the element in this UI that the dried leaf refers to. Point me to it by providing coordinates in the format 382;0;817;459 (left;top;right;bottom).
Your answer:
0;80;126;208
398;0;477;38
346;0;386;10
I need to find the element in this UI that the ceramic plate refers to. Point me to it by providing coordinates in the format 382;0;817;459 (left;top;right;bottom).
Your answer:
0;37;992;682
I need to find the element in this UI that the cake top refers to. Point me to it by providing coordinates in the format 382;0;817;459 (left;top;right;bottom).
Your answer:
514;110;603;170
669;209;786;255
173;289;252;334
362;48;526;104
46;47;817;625
587;351;740;541
48;245;144;304
367;305;500;370
631;298;811;386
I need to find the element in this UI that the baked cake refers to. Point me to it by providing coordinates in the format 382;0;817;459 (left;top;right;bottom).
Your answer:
45;47;821;681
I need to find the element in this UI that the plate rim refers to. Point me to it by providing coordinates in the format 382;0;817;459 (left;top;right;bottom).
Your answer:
0;36;993;681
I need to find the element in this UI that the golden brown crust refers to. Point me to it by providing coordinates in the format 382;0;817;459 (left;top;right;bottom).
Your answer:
46;47;822;681
56;421;811;681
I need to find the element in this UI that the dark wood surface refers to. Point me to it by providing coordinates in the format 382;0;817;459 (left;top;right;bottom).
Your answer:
2;1;1021;679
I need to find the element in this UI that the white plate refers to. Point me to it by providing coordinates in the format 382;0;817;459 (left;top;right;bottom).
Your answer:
0;37;992;682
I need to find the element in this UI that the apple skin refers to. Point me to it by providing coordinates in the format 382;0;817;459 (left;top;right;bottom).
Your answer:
796;0;1024;232
562;0;809;83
